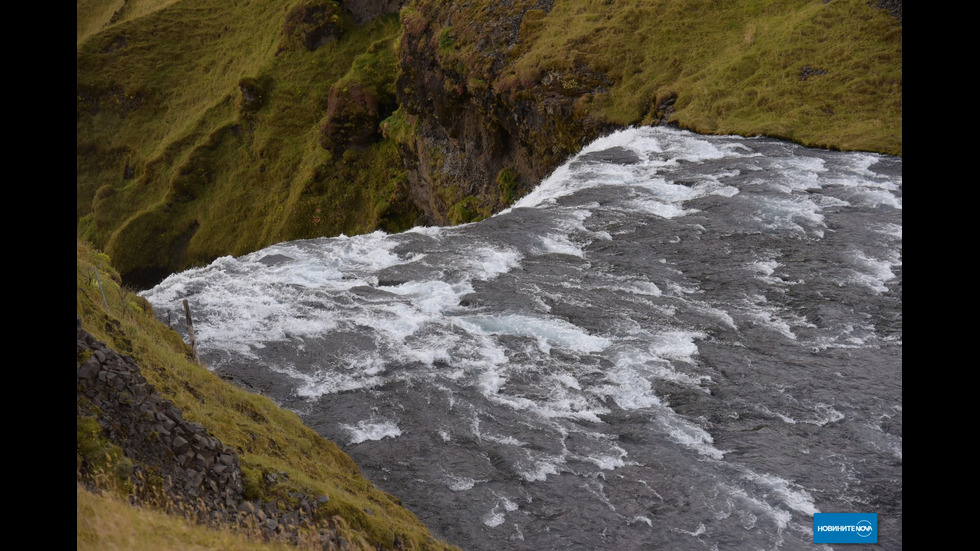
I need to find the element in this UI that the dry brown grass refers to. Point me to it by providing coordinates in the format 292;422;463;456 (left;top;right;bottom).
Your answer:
77;482;305;551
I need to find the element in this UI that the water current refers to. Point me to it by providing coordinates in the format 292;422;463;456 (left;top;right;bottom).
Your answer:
143;127;902;550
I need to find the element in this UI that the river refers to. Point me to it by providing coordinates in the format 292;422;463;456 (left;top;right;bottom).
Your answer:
143;126;902;550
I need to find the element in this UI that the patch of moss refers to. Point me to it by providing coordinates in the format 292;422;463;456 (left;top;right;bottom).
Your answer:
379;107;416;146
76;415;133;494
280;0;348;52
237;76;274;113
241;463;265;501
318;34;399;155
79;5;410;289
496;167;521;207
447;196;488;225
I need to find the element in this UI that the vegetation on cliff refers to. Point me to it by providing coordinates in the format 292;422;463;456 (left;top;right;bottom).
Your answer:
77;0;416;289
77;0;900;290
501;0;902;152
395;0;900;227
77;240;458;550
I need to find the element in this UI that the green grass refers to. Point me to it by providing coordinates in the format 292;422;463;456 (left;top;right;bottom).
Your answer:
416;0;901;155
77;239;458;551
78;1;414;288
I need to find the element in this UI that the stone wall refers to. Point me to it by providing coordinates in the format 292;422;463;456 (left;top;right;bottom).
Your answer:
76;319;352;549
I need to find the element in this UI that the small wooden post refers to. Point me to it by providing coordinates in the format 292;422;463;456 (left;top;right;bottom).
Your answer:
183;299;201;364
93;267;110;314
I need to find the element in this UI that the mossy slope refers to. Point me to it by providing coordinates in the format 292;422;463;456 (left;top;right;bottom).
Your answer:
77;0;417;289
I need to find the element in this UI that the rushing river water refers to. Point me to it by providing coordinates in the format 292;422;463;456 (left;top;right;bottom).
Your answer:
143;127;902;550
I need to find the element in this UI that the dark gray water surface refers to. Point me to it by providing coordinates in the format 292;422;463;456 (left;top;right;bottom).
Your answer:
144;127;902;550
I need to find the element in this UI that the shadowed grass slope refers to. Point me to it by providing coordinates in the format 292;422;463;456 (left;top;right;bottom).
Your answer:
78;0;415;288
76;239;458;551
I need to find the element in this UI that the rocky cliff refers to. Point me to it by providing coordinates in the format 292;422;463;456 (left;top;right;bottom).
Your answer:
77;319;363;549
391;0;902;225
393;0;616;225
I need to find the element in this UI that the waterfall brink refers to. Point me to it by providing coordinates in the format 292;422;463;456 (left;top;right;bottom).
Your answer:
144;127;902;550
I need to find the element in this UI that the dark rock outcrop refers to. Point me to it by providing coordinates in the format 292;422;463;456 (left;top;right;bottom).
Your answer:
77;320;243;509
395;1;617;225
319;82;388;154
282;0;348;52
76;319;349;548
344;0;408;25
875;0;902;26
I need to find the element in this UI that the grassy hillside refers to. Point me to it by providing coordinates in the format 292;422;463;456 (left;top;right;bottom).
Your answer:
413;0;901;154
76;239;458;551
570;0;902;152
77;0;900;288
77;0;416;288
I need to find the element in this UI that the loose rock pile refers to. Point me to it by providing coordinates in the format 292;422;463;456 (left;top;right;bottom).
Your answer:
876;0;902;26
76;318;353;549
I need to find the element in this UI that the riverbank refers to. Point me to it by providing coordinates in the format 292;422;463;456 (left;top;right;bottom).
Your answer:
77;240;460;551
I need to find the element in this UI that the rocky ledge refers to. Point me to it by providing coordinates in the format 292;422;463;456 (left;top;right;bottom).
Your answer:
76;318;354;549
